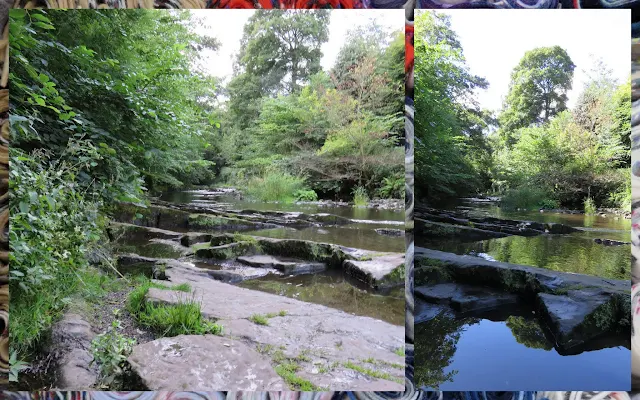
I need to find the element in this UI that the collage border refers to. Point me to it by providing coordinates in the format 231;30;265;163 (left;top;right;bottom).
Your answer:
0;0;634;397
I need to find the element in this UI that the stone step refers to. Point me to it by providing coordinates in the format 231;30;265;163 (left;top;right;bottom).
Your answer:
415;283;519;313
236;255;326;275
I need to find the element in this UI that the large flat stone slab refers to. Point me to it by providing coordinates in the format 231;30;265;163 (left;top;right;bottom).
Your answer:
128;334;286;391
415;248;629;296
145;261;404;390
415;248;630;349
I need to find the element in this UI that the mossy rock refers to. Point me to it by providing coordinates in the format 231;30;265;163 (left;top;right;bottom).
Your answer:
188;214;263;231
195;241;259;260
256;238;344;267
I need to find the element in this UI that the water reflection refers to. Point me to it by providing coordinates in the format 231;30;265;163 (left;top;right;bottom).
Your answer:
415;303;630;391
239;270;405;326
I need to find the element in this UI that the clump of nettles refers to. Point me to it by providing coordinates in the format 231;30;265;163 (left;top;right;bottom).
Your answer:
90;310;136;388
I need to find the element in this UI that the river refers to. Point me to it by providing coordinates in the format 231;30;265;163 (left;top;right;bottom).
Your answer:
415;199;631;390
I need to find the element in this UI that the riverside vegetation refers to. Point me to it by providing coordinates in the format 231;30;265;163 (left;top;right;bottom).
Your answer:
413;11;631;390
8;9;405;390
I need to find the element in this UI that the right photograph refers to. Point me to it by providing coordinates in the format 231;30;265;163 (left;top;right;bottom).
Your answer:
413;9;631;390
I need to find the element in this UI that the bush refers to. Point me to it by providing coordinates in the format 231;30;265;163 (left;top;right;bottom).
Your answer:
245;171;307;203
500;186;552;210
293;189;318;202
10;146;106;356
377;175;404;199
539;199;560;210
584;197;597;215
352;186;369;207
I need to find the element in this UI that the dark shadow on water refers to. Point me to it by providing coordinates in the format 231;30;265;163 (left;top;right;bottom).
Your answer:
415;301;630;391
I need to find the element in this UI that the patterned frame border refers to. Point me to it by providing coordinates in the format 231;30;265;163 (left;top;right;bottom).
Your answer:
0;1;418;396
0;0;8;385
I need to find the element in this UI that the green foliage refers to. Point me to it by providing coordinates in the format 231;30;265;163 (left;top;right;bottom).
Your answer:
9;351;29;383
10;9;219;195
378;174;404;199
127;280;220;336
414;11;491;203
9;144;111;355
293;189;318;202
498;46;575;144
249;314;269;325
244;171;307;203
220;12;404;198
500;187;552;211
352;186;369;207
275;362;322;391
343;361;401;384
539;199;560;210
90;312;136;387
584;197;597;215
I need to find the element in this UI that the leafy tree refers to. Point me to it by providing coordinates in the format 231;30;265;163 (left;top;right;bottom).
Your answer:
414;11;490;204
498;46;575;146
236;10;330;95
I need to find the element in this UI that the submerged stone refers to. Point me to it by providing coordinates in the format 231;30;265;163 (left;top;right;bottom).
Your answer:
374;228;404;237
128;335;286;391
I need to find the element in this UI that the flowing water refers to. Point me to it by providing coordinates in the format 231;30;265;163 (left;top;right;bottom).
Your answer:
415;199;631;390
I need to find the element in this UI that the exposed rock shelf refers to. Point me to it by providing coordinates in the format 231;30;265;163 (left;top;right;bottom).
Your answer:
415;248;629;352
112;202;358;233
128;260;405;391
415;206;579;243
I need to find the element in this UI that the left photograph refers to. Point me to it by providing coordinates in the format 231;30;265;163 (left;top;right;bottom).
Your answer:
8;9;406;391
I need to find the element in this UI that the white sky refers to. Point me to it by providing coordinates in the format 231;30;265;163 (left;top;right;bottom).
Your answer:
432;10;630;112
190;10;404;82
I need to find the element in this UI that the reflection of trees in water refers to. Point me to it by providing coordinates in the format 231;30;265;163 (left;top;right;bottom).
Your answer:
481;235;629;280
505;316;553;350
414;312;479;390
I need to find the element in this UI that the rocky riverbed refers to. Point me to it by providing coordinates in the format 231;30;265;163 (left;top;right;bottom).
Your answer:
47;195;405;391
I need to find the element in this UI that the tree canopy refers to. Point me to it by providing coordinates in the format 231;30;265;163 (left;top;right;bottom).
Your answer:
415;11;630;211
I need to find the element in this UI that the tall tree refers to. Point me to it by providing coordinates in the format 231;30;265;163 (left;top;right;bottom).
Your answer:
237;10;330;95
498;46;575;145
414;11;489;203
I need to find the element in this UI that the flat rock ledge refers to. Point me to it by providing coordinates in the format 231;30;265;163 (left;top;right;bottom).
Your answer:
195;235;404;289
415;248;629;351
130;260;405;391
112;202;356;232
128;334;286;391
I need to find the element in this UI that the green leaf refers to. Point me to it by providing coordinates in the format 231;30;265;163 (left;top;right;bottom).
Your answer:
31;13;51;23
33;21;55;30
